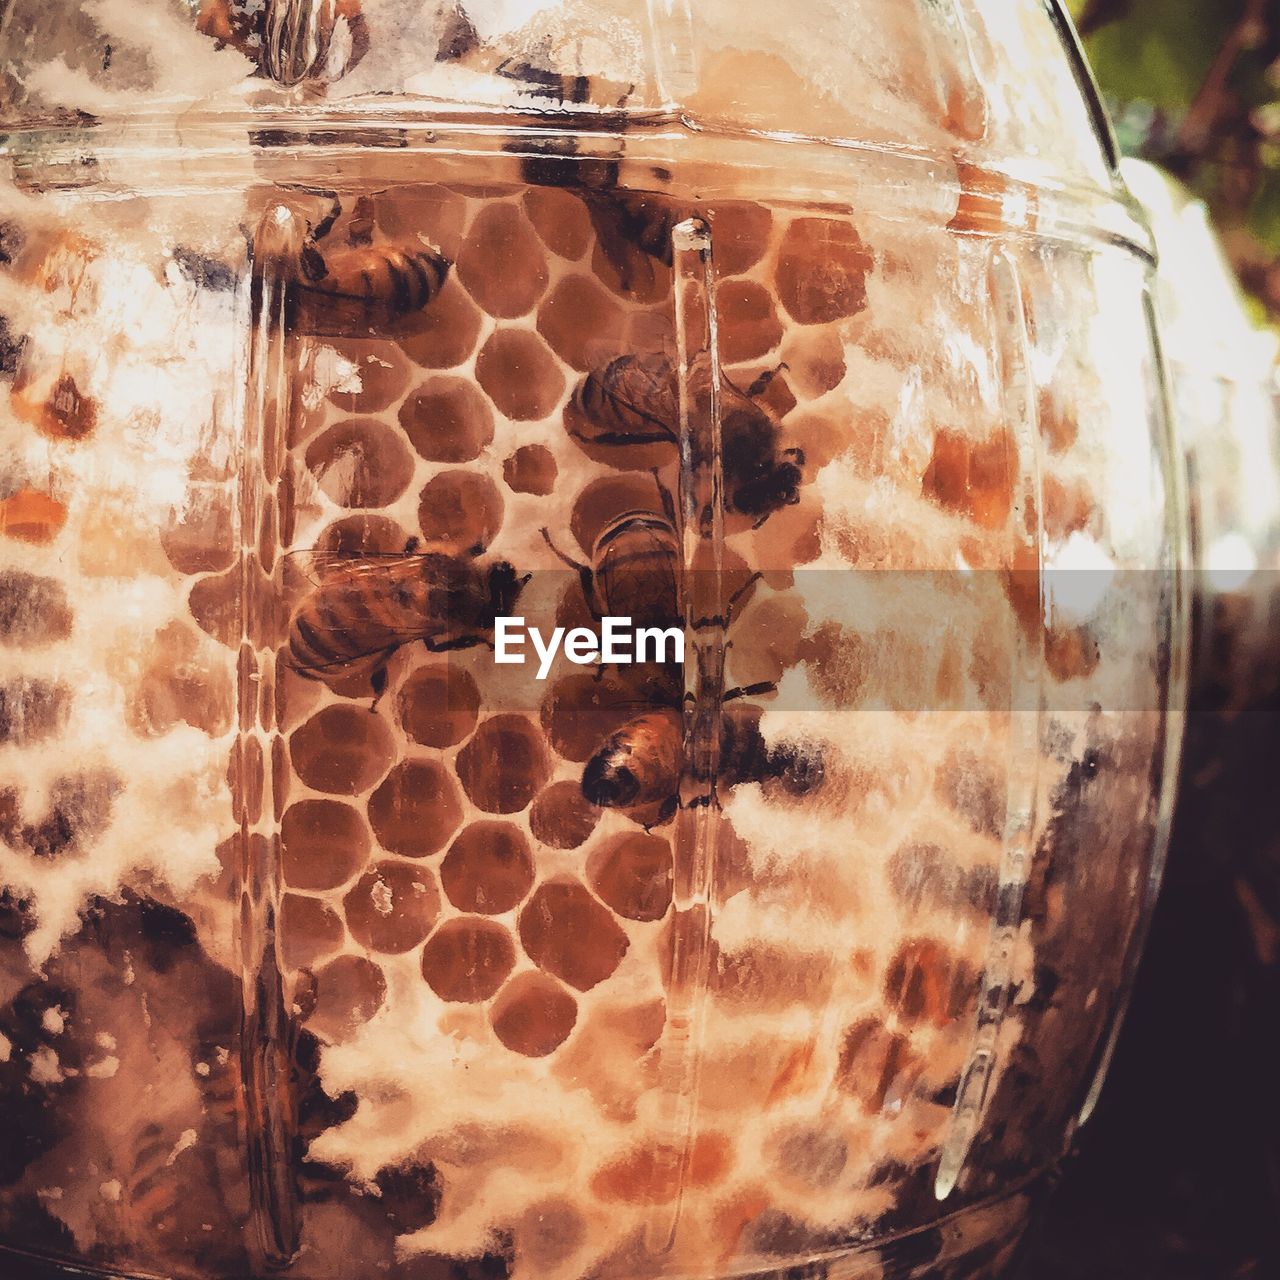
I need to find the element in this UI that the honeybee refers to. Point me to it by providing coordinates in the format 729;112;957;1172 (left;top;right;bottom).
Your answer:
544;489;681;631
584;187;684;294
569;352;805;523
280;194;451;338
583;698;823;823
286;545;526;703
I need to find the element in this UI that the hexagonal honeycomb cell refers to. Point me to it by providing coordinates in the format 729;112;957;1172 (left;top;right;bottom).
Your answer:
399;376;494;464
475;328;565;422
529;781;600;850
420;916;516;1002
585;832;673;922
395;664;480;748
519;878;630;992
281;799;371;891
490;970;578;1057
366;759;463;858
343;860;441;954
417;470;503;553
306;954;387;1042
440;821;535;914
456;715;551;814
290;706;395;795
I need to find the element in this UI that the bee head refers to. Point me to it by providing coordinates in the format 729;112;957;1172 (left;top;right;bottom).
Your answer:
734;456;805;521
582;753;640;808
487;560;528;618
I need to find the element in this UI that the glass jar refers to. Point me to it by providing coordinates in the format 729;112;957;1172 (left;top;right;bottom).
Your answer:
0;4;1185;1279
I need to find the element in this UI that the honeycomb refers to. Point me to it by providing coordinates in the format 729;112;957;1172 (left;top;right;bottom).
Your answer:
0;114;1173;1280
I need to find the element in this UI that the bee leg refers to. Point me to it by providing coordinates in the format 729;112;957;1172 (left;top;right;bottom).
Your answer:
368;660;392;711
308;193;343;244
423;635;484;654
725;571;763;627
744;362;790;400
644;795;680;829
722;680;778;704
652;469;678;527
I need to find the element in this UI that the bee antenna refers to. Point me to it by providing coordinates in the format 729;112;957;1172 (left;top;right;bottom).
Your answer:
541;527;585;573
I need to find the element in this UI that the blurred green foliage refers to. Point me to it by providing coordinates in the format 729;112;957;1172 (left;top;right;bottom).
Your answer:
1066;0;1280;320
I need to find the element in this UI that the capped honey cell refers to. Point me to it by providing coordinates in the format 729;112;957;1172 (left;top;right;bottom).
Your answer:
327;341;412;415
440;821;535;914
590;223;673;305
420;917;516;1002
396;663;480;748
374;183;466;260
456;715;551;814
4;768;121;860
23;371;97;441
523;187;592;260
0;488;67;545
399;376;494;463
717;279;783;364
160;485;236;575
281;799;371;891
187;567;239;647
590;1132;730;1205
934;744;1005;839
316;513;412;556
537;274;628;371
366;759;463;858
490;970;577;1057
518;878;629;992
280;894;346;970
344;860;441;954
0;678;69;746
921;429;1014;531
129;659;235;739
290;705;395;795
0;571;72;646
703;201;772;276
834;1016;921;1113
883;938;973;1026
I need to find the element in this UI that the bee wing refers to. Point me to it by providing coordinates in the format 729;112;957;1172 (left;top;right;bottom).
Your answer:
286;549;431;590
578;312;675;381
